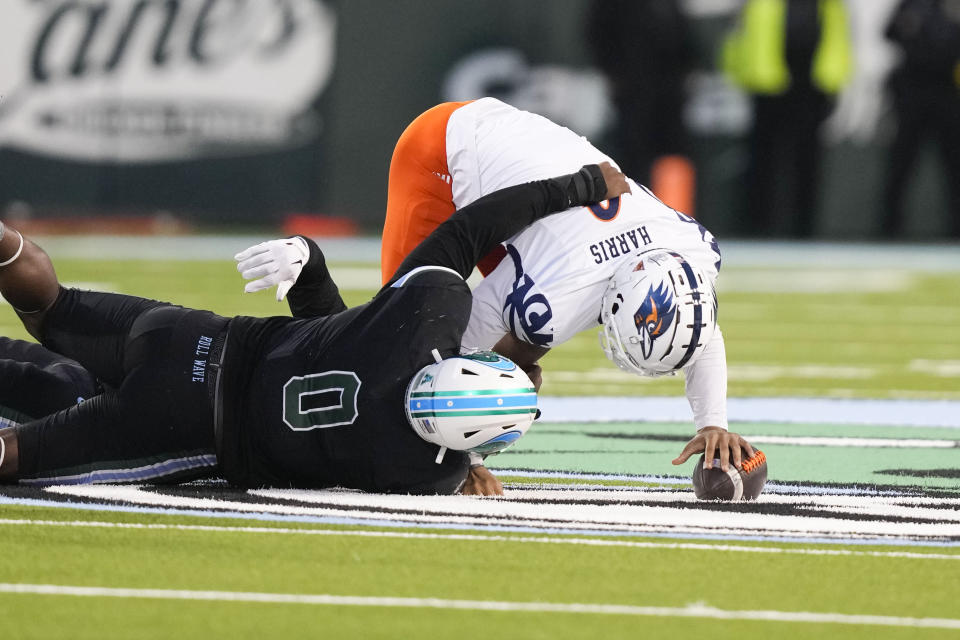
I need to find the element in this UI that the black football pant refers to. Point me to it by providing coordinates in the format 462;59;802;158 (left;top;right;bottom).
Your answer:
13;287;228;485
0;337;99;423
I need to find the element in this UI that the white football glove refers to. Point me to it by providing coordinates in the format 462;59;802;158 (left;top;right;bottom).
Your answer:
234;237;310;301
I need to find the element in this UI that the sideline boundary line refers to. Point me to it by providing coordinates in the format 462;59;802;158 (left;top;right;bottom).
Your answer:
2;518;958;560
2;582;958;629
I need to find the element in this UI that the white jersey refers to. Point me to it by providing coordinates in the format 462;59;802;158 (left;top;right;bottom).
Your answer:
445;98;728;430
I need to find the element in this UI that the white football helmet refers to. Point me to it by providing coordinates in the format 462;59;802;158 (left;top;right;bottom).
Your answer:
599;250;717;377
406;350;537;462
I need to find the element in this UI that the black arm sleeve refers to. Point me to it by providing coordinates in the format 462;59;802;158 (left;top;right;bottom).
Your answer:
387;164;607;285
286;236;349;319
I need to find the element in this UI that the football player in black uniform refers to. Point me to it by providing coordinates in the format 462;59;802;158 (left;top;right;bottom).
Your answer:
0;337;99;428
0;163;627;493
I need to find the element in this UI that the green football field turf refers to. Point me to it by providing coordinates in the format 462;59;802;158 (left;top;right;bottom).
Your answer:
2;252;959;400
1;241;959;637
2;504;958;640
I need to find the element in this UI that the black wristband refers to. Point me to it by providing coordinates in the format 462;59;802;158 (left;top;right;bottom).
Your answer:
562;164;607;207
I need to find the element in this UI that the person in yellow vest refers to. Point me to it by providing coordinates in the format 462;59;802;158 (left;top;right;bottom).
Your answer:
723;0;853;237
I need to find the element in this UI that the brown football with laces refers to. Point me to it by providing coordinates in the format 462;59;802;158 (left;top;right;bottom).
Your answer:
692;450;768;501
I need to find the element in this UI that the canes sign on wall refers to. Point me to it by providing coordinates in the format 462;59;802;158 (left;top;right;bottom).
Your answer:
0;0;335;163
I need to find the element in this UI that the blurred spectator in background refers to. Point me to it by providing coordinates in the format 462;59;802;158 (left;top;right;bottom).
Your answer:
880;0;960;238
723;0;853;237
587;0;697;216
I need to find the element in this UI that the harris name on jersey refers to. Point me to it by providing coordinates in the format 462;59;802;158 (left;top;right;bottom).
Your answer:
588;224;653;265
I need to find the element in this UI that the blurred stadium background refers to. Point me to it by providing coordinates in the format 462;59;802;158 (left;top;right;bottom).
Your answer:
0;0;956;240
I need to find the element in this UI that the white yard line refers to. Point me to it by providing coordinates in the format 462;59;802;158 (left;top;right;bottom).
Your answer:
1;518;958;560
1;582;958;629
738;435;958;448
717;269;914;293
537;396;960;427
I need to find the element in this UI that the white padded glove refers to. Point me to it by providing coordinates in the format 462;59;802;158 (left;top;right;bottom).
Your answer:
235;237;310;301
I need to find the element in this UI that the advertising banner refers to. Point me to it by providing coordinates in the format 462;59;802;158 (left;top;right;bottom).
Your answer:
0;0;334;162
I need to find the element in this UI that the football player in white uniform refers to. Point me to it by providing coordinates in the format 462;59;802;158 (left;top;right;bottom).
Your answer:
267;98;755;495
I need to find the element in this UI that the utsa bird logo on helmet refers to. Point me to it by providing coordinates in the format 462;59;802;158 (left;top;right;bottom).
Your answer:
633;282;675;358
599;250;716;377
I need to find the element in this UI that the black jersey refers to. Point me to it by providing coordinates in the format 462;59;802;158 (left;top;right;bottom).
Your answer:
219;268;472;492
216;166;609;492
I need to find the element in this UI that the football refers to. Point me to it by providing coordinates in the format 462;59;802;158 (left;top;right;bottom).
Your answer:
692;450;768;501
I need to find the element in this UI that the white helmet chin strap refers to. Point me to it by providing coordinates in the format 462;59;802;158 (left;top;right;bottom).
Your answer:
599;314;638;375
